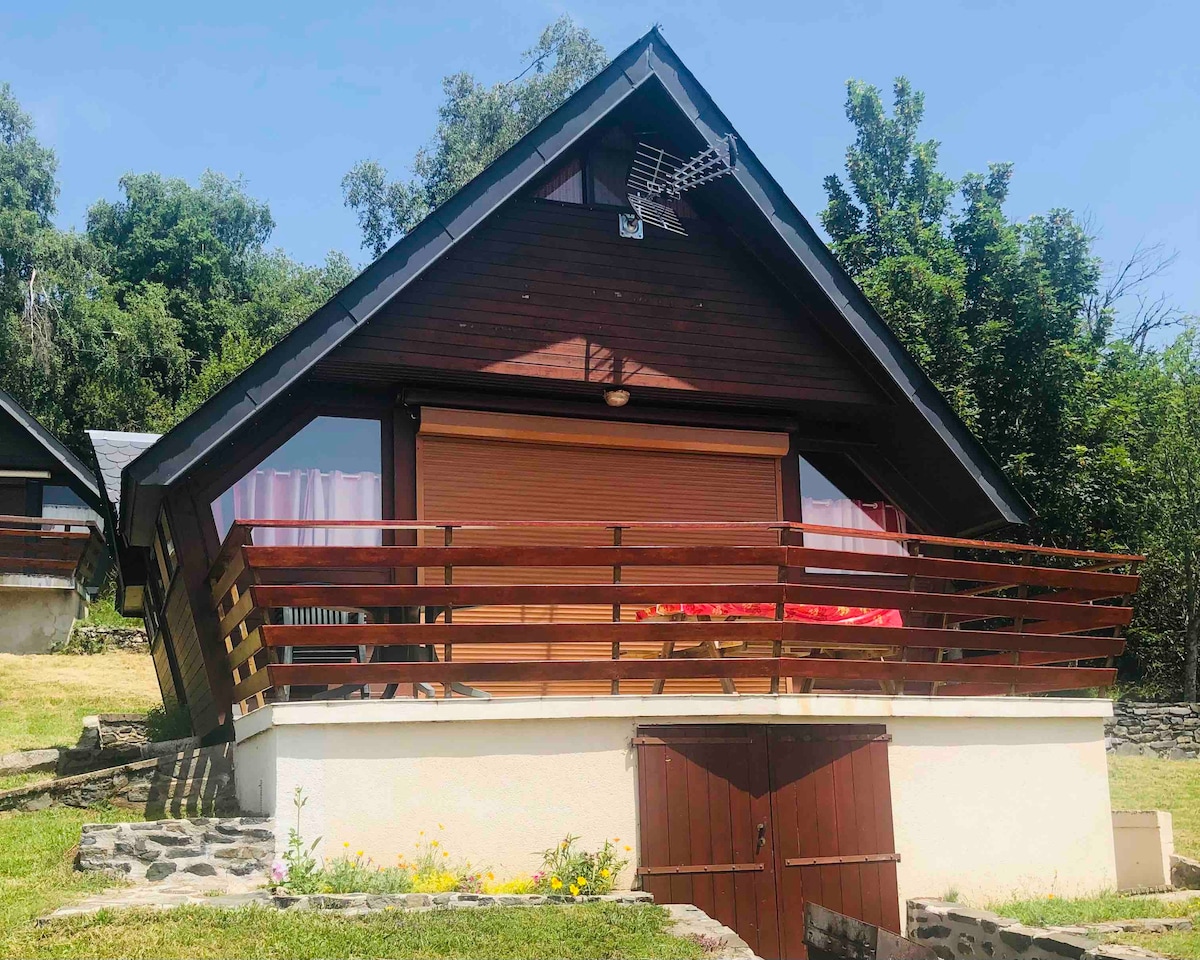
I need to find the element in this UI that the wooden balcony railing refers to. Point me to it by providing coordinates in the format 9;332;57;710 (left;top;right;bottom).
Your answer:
207;520;1141;716
0;514;106;584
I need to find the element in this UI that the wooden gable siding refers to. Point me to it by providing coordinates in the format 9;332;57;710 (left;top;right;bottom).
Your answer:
163;575;217;735
319;200;885;406
148;630;180;710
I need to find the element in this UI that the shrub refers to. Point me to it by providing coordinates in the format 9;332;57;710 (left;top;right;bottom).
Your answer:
484;875;537;894
144;703;192;741
535;835;629;896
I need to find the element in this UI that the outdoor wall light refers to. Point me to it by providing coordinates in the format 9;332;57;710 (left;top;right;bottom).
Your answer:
603;389;630;407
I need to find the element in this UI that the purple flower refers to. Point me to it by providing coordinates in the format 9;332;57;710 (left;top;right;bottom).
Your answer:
271;860;287;883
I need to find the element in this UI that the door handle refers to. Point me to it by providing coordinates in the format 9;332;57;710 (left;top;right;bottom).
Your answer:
756;822;766;851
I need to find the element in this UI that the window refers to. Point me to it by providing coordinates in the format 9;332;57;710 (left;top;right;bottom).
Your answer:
799;454;908;557
152;507;178;592
533;157;584;203
211;416;383;546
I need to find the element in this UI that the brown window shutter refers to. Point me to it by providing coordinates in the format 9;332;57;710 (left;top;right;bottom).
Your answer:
416;419;783;695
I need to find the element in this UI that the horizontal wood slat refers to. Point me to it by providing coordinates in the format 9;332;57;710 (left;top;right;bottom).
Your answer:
245;544;790;568
258;621;1124;658
220;518;1143;563
267;658;1116;689
248;582;1130;631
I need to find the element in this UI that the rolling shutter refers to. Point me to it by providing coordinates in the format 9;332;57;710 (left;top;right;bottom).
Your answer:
416;411;784;695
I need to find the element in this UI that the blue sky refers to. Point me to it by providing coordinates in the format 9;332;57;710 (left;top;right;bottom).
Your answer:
6;0;1198;323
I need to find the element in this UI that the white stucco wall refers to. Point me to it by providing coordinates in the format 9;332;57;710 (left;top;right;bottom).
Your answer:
234;695;1116;907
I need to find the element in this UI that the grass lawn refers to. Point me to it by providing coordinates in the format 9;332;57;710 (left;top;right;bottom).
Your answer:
986;892;1200;926
4;902;703;959
0;805;144;941
0;650;160;755
0;805;701;959
1110;755;1200;859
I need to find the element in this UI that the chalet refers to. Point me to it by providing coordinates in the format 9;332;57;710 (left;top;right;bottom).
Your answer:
0;389;108;652
113;30;1137;957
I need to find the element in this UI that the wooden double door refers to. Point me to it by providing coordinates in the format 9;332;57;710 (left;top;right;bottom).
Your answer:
635;724;900;960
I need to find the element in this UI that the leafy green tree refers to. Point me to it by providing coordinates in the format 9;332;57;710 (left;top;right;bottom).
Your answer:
0;83;58;320
343;16;606;257
86;171;275;358
821;78;1130;549
1127;333;1200;699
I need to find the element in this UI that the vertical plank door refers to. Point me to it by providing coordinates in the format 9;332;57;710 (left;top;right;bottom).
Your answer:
635;725;781;958
767;725;901;959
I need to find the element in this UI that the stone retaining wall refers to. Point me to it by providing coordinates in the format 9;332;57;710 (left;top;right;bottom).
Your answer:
908;898;1165;960
1106;702;1200;759
271;891;654;912
76;816;274;881
55;623;147;654
0;743;236;817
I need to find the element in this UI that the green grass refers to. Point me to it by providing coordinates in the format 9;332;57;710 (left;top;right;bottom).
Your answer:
1114;928;1200;959
0;805;700;959
0;772;46;792
1110;755;1200;859
986;892;1200;926
0;650;160;754
0;804;143;942
4;902;703;959
81;597;143;629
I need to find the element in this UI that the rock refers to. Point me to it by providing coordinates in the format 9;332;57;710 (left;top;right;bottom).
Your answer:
1171;853;1200;889
0;748;60;777
183;862;217;877
145;861;177;881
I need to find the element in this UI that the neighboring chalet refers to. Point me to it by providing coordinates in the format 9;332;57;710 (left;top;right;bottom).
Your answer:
112;30;1139;957
0;389;108;652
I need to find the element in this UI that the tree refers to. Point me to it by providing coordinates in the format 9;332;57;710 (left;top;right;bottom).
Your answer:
342;16;607;257
86;171;275;358
0;83;58;320
821;78;1135;549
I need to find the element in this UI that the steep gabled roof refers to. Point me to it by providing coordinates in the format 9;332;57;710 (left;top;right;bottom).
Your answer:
87;430;160;517
0;388;104;511
121;27;1031;544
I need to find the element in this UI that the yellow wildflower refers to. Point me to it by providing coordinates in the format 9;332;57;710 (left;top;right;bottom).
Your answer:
443;851;449;858
356;850;364;858
438;823;445;830
569;884;580;896
419;830;425;836
487;872;495;880
624;846;632;852
600;868;611;879
613;837;620;842
343;842;350;848
561;841;569;848
577;876;588;887
550;877;563;890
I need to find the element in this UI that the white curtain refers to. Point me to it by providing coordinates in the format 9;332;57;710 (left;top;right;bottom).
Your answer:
801;498;907;556
227;469;382;546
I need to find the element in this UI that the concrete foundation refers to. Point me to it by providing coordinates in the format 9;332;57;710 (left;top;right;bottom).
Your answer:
234;694;1119;910
0;578;86;653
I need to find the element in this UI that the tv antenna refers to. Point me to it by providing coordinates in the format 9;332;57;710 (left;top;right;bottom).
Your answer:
624;137;735;236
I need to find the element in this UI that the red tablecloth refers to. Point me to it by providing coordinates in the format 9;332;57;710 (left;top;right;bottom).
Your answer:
635;603;903;628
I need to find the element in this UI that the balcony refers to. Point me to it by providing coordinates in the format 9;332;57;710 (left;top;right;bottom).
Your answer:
0;514;107;585
207;520;1140;715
